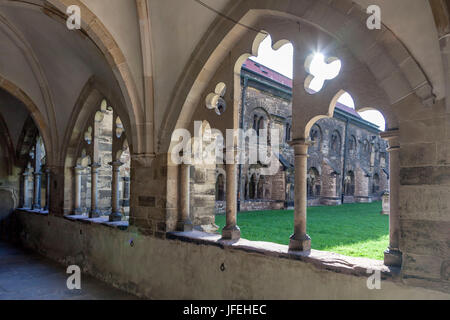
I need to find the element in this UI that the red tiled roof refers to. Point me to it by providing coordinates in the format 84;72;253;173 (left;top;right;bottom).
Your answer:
242;58;362;119
243;59;293;87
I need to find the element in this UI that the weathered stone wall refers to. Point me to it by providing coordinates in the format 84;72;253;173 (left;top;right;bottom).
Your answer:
190;165;218;232
78;109;131;216
231;70;390;212
396;96;450;291
11;211;450;298
97;109;113;213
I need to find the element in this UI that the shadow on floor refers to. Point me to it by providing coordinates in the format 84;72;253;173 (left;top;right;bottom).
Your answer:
0;241;138;300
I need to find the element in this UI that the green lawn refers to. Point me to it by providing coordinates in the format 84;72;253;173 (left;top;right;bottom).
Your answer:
215;201;388;260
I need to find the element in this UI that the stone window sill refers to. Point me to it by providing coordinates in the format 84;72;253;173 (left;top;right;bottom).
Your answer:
167;230;401;280
17;210;129;230
63;215;129;230
17;208;49;215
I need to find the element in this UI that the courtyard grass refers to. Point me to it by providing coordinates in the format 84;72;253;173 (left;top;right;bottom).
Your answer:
215;201;388;260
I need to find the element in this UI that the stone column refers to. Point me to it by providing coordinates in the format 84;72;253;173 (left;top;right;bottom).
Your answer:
73;165;84;214
109;161;124;222
177;163;193;231
222;148;240;240
288;140;311;251
122;176;130;207
43;167;51;211
21;171;32;209
32;170;42;210
89;162;101;218
381;130;402;267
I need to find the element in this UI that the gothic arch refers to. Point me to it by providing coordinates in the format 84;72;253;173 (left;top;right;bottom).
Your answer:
13;0;145;155
0;76;52;162
309;124;323;151
0;112;15;175
63;78;134;214
160;0;427;151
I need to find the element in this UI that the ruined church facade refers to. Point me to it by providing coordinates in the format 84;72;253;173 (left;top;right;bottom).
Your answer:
215;59;389;213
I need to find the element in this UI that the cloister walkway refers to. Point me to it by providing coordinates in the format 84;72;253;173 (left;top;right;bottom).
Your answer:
0;241;136;300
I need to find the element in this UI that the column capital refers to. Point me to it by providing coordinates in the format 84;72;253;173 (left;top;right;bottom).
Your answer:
109;160;124;167
131;152;156;167
380;129;400;151
22;171;32;177
89;162;101;169
288;138;314;147
289;139;312;156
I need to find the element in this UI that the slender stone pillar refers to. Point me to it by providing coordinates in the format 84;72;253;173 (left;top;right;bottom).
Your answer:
73;165;84;214
32;170;42;210
43;168;51;211
21;171;32;209
288;140;311;251
109;161;124;222
89;162;101;218
222;148;240;240
122;176;130;207
381;130;402;267
177;163;193;231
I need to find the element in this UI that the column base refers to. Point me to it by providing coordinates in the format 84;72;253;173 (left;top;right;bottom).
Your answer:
176;220;193;232
32;205;42;210
289;233;311;251
384;248;402;267
89;210;100;218
109;212;122;222
221;225;241;240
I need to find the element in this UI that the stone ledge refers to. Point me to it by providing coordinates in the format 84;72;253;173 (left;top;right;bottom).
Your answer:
167;231;401;281
63;215;129;230
16;208;49;216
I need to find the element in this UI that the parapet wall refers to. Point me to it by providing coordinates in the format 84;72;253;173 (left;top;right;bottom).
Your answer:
10;210;450;299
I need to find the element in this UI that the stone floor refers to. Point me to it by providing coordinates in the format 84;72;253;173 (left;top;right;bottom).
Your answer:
0;241;137;300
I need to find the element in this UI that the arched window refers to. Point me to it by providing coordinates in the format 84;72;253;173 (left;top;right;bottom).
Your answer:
72;99;131;221
215;174;225;201
257;176;265;199
307;168;321;198
372;173;380;194
285;122;291;142
253;115;258;132
344;171;355;196
330;130;341;154
363;139;370;153
249;174;256;199
348;135;357;154
309;124;322;150
257;116;265;136
19;135;48;211
244;175;249;200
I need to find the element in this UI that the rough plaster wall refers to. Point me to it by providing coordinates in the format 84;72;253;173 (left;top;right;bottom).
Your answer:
15;212;450;299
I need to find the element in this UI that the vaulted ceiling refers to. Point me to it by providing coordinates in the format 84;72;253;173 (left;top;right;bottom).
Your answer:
0;0;446;162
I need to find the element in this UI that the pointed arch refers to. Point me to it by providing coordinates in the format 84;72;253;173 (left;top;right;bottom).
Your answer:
0;76;52;162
